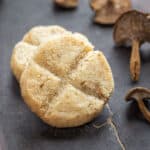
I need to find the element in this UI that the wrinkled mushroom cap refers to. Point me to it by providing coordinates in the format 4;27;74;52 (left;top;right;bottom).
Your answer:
125;87;150;102
114;10;150;45
90;0;108;11
55;0;78;8
91;0;131;24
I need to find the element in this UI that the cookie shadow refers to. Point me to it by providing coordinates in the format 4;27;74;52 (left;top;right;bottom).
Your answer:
39;120;106;141
39;105;110;139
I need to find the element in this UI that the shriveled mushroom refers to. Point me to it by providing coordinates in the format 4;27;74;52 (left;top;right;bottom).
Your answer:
114;10;150;81
54;0;78;8
126;87;150;123
90;0;131;24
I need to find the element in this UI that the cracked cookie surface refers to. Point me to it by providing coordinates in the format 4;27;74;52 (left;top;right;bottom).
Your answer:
10;26;93;81
20;34;114;128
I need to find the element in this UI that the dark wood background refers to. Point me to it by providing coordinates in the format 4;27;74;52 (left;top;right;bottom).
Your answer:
0;0;150;150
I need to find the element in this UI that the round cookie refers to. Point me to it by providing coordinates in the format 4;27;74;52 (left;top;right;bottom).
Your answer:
20;34;114;128
10;25;93;81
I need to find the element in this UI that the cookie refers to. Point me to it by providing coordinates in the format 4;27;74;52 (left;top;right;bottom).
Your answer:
20;34;114;128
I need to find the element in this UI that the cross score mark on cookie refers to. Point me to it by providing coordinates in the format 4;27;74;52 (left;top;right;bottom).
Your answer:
11;26;114;128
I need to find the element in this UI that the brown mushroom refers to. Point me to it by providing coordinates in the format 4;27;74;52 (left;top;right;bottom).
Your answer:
90;0;131;24
125;87;150;123
114;10;150;81
54;0;78;8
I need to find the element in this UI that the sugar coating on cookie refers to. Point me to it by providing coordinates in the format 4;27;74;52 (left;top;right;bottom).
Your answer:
20;60;62;117
44;84;104;127
34;35;93;77
69;51;114;101
20;34;114;128
10;26;93;81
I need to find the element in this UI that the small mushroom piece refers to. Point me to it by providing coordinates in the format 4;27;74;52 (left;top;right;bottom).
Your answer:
90;0;108;11
114;10;150;81
54;0;78;8
90;0;131;24
125;87;150;123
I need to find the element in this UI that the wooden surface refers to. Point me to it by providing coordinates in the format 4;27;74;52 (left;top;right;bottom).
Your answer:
0;0;150;150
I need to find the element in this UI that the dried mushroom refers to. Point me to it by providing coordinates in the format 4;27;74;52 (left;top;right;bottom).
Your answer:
126;87;150;123
54;0;78;8
90;0;131;24
114;10;150;81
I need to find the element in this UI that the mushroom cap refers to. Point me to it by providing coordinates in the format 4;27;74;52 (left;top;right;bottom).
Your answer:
55;0;78;8
125;87;150;102
91;0;131;24
114;10;150;45
90;0;108;11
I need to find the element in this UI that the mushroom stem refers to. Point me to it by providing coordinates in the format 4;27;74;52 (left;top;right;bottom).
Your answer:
130;39;141;81
137;99;150;123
